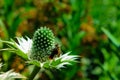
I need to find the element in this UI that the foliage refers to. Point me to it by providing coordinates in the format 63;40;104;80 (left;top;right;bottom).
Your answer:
0;0;120;80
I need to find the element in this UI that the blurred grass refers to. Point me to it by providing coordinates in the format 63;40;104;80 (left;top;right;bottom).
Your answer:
0;0;120;80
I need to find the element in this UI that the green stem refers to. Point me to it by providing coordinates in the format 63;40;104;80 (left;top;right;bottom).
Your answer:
28;66;40;80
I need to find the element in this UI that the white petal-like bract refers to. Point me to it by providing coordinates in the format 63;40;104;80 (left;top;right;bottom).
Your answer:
15;37;32;54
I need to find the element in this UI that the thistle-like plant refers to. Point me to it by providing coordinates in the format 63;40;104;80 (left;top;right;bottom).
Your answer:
0;27;79;80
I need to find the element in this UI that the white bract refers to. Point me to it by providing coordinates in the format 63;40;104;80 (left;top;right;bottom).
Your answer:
15;37;32;54
0;70;26;80
59;52;78;62
0;63;26;80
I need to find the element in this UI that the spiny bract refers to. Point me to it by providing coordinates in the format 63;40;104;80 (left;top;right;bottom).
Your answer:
30;27;55;62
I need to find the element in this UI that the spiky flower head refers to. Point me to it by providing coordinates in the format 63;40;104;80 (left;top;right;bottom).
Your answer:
30;27;55;62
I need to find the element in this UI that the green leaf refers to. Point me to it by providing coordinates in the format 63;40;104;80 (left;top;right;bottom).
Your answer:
0;19;9;39
102;27;119;47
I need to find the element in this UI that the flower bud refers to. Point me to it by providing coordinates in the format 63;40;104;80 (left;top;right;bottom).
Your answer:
30;27;55;62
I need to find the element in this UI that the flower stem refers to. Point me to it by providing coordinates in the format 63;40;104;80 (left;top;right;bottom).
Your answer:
29;66;40;80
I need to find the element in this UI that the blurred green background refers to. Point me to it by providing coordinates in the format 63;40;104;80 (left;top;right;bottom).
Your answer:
0;0;120;80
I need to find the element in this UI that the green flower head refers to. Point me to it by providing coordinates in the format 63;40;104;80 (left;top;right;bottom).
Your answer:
30;27;55;62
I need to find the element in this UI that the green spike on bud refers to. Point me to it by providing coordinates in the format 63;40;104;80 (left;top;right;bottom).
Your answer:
30;27;55;62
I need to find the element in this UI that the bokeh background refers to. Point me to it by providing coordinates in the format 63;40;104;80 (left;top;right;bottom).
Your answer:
0;0;120;80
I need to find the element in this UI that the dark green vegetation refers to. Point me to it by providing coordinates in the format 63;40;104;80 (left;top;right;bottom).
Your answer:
0;0;120;80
